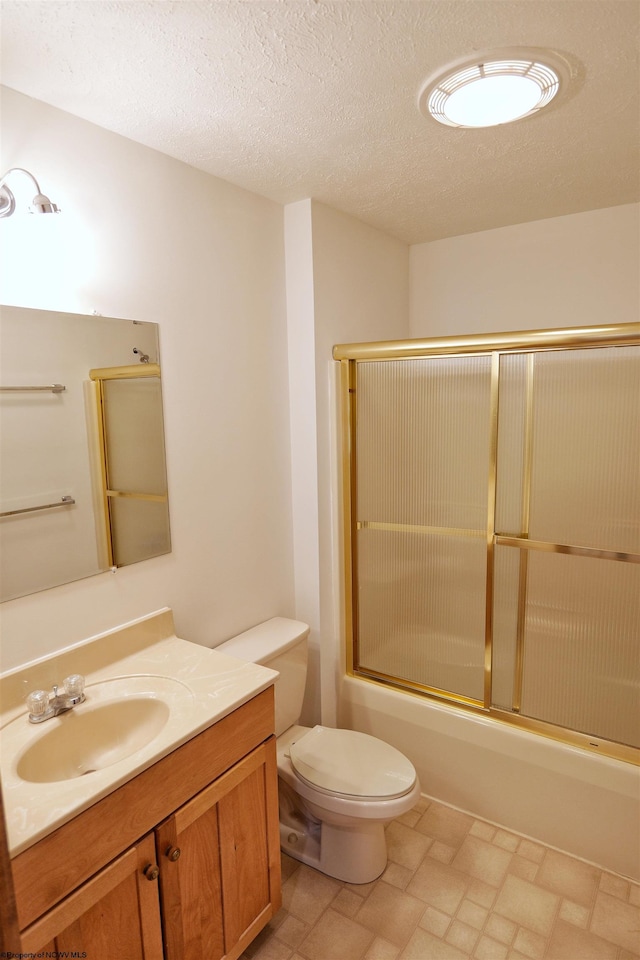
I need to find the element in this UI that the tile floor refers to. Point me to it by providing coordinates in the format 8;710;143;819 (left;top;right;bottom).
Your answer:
243;796;640;960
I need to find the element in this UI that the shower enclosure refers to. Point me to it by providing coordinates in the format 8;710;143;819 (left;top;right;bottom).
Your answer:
334;323;639;764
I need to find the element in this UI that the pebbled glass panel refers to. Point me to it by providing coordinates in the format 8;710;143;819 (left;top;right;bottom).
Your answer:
356;356;492;532
356;529;487;702
520;551;640;748
527;347;639;553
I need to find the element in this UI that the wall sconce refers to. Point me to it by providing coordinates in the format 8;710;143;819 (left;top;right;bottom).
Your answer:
0;167;59;218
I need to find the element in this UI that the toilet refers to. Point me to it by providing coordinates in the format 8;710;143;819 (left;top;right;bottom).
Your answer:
217;617;420;884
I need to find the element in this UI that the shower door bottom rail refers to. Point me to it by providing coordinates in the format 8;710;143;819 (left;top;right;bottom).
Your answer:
351;666;640;766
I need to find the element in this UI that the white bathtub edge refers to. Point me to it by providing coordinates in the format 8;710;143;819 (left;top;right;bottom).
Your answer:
340;675;640;881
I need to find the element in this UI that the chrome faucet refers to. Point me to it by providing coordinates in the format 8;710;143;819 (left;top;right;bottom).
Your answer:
26;674;86;723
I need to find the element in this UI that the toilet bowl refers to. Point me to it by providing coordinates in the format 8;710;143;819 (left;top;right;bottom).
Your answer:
277;724;421;883
216;617;420;884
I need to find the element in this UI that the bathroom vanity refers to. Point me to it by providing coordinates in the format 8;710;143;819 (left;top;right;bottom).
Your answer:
1;609;282;960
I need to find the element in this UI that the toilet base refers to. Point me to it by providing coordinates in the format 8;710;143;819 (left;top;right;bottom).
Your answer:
279;813;388;884
276;729;420;885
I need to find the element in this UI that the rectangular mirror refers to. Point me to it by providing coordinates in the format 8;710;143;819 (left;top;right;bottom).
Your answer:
0;305;171;602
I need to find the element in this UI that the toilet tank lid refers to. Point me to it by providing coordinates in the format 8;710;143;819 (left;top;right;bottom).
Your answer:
217;617;310;664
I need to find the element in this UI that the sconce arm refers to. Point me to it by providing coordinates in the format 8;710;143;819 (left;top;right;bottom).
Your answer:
0;168;58;218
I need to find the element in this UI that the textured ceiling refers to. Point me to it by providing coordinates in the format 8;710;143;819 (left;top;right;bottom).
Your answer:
1;0;638;244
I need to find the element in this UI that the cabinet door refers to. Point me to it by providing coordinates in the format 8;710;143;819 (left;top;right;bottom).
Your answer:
156;737;281;960
19;833;163;959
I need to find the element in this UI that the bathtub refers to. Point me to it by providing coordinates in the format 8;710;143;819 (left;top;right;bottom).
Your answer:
339;674;640;881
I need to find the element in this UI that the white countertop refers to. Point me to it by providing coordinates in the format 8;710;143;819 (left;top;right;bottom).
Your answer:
0;608;277;857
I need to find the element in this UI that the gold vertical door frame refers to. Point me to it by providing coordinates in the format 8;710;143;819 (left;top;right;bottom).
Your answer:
335;323;640;766
90;377;114;568
512;353;535;712
340;359;357;675
484;353;500;707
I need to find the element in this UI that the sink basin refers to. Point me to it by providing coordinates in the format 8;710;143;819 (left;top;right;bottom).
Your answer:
10;675;193;784
17;698;171;782
0;619;278;858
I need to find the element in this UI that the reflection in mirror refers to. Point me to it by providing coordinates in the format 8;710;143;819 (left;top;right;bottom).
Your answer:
0;306;171;602
89;365;170;568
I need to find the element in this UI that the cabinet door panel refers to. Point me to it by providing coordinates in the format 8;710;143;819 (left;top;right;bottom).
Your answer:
157;805;225;960
56;871;145;958
20;835;163;959
219;762;270;946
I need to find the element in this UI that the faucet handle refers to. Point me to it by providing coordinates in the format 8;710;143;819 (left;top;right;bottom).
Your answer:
63;674;85;701
26;689;50;719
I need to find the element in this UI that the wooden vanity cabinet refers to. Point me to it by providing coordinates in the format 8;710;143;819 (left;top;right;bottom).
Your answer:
13;689;281;960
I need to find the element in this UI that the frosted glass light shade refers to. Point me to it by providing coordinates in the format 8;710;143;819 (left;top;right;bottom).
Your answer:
419;54;563;128
445;75;543;127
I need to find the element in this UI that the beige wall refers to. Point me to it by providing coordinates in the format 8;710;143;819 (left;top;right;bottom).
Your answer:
308;201;410;724
284;199;322;721
409;204;640;337
0;85;295;671
284;199;410;724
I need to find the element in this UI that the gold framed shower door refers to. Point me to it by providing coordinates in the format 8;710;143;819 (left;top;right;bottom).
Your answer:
335;322;640;766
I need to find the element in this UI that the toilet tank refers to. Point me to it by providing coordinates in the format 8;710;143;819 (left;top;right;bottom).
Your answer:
216;617;310;736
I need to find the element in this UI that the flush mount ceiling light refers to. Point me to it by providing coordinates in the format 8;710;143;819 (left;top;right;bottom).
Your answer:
418;49;569;128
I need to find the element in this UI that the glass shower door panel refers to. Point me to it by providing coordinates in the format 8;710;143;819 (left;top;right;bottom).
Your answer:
520;551;640;748
527;347;640;554
103;377;168;496
490;545;521;710
110;496;171;566
495;354;529;537
355;355;492;703
356;529;487;701
102;376;170;567
356;356;493;530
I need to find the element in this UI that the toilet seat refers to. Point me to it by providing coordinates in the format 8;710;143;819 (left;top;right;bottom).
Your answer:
288;725;416;801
